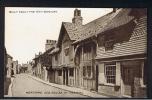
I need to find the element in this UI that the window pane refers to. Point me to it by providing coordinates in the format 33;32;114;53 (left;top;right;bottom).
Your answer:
87;66;91;77
105;64;116;84
69;68;74;76
83;66;86;77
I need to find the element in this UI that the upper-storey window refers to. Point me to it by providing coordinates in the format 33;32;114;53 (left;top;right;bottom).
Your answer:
104;33;115;51
83;66;92;78
64;47;69;56
83;45;92;60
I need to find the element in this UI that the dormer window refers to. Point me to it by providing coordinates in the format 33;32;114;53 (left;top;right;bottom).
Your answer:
104;33;115;51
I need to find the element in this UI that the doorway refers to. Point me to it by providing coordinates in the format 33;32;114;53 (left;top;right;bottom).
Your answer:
63;68;68;85
122;67;134;97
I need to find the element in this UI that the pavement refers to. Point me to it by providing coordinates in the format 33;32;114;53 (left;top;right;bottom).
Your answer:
27;74;108;98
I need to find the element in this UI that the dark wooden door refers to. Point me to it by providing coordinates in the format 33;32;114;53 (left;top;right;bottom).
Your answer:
123;67;134;97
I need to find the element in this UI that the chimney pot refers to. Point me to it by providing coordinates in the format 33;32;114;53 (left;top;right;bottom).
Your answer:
113;8;116;12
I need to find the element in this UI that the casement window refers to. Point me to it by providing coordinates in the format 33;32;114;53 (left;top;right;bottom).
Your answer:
87;66;91;77
69;68;74;77
83;66;92;78
97;35;105;47
105;63;116;84
64;47;69;56
105;40;115;51
58;70;62;76
83;45;92;60
104;34;115;51
83;66;86;77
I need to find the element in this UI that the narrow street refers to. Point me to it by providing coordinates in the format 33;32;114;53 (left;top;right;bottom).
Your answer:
11;74;88;97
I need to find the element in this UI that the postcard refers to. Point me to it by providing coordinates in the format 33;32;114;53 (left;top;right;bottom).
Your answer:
4;7;147;98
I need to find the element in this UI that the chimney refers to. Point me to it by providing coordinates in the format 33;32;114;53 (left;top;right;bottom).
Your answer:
72;9;83;26
45;40;56;51
113;8;117;12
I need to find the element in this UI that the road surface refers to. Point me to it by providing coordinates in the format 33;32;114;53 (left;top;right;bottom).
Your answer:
11;74;88;97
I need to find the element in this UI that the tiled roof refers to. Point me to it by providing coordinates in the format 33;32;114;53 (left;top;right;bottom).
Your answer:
100;8;134;34
48;47;60;54
96;16;147;59
69;9;121;44
33;43;56;60
63;22;80;40
63;10;117;41
72;8;135;44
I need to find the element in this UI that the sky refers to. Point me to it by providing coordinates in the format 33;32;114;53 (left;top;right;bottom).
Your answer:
5;7;112;64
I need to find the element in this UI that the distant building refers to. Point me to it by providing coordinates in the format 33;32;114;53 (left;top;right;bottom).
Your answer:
13;60;18;75
6;54;13;77
17;64;21;74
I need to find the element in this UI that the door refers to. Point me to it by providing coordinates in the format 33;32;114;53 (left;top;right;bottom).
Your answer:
123;67;134;97
63;68;68;85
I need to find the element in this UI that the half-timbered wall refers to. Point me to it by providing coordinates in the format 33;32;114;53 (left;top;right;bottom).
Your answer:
61;32;74;66
75;42;96;90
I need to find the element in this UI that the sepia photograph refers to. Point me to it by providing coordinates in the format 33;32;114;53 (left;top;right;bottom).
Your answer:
4;7;147;98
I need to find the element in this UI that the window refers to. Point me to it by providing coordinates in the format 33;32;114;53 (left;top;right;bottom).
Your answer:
87;66;91;77
83;66;86;77
84;45;91;60
105;40;114;51
58;70;62;76
64;48;69;56
69;68;74;77
97;35;105;47
104;34;115;51
83;66;92;78
105;63;116;84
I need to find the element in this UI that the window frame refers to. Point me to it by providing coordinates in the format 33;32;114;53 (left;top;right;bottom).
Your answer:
64;47;69;56
104;63;116;85
58;70;62;76
69;68;74;77
104;34;115;51
83;66;93;79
